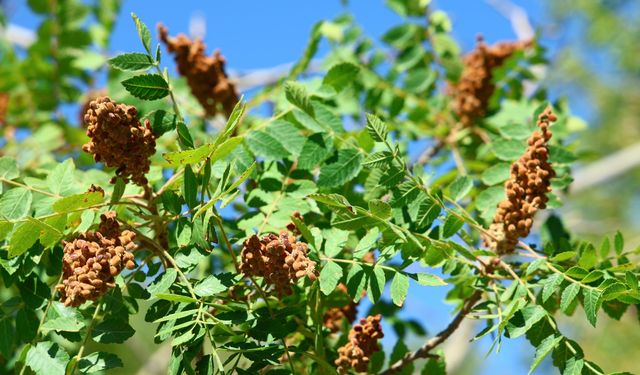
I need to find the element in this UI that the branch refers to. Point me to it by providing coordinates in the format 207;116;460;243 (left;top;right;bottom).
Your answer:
570;141;640;193
380;290;483;375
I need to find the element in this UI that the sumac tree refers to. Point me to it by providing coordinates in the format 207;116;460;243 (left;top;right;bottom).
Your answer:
0;1;638;374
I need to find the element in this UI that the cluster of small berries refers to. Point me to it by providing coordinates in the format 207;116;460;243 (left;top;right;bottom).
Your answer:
449;37;532;127
56;212;136;307
82;97;156;186
158;24;238;118
335;314;384;374
240;230;317;296
485;107;556;254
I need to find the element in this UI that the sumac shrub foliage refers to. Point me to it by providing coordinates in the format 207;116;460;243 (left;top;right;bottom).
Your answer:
0;1;638;374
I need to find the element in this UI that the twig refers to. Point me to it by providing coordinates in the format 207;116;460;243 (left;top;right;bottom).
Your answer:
380;290;483;375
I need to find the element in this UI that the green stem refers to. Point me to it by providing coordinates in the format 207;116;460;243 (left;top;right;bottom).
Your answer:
68;301;103;374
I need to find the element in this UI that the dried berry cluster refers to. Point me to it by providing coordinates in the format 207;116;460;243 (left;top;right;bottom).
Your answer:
0;93;8;126
335;314;384;374
450;37;532;127
79;89;107;127
82;97;156;186
158;24;238;118
240;230;317;295
485;107;556;254
323;284;358;333
56;212;137;307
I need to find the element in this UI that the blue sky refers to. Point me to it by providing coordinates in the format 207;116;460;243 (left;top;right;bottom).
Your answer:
7;0;563;374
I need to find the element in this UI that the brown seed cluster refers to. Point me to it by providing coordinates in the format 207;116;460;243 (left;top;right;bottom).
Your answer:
323;284;358;333
56;212;137;307
79;89;107;127
335;314;384;374
485;107;556;254
82;97;156;186
158;24;238;118
450;37;532;127
240;230;317;296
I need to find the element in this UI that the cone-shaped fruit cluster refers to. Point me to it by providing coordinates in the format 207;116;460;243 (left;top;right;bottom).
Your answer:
335;314;384;374
240;230;317;296
485;107;556;254
158;24;238;118
82;97;156;186
450;37;532;127
56;212;136;307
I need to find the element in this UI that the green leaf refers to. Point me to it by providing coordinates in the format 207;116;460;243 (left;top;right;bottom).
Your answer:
297;133;333;169
148;269;178;295
505;305;546;339
284;81;314;116
449;176;473;202
110;178;126;204
529;335;563;374
246;131;290;160
560;284;580;313
481;163;511;186
41;302;85;333
9;222;40;258
319;261;343;295
317;149;363;188
363;151;393;168
542;273;564;302
346;263;367;302
614;231;624;255
599;237;610;258
194;275;230;297
156;293;199;304
25;342;69;375
413;272;447;286
77;352;123;374
121;74;169;100
52;192;103;213
551;251;576;262
369;199;392;219
266;120;305;157
164;137;243;166
442;215;464;238
368;266;386;303
0;319;12;357
324;228;349;257
476;186;504;221
109;52;154;71
365;114;388;142
626;271;638;292
323;62;360;91
131;13;152;54
492;139;524;161
92;319;135;343
353;227;379;258
0;156;19;183
578;244;596;270
563;357;585;375
415;196;440;230
582;288;602;327
390;272;410;306
143;109;177;137
581;270;603;284
176;122;194;149
183;165;197;209
46;159;75;196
